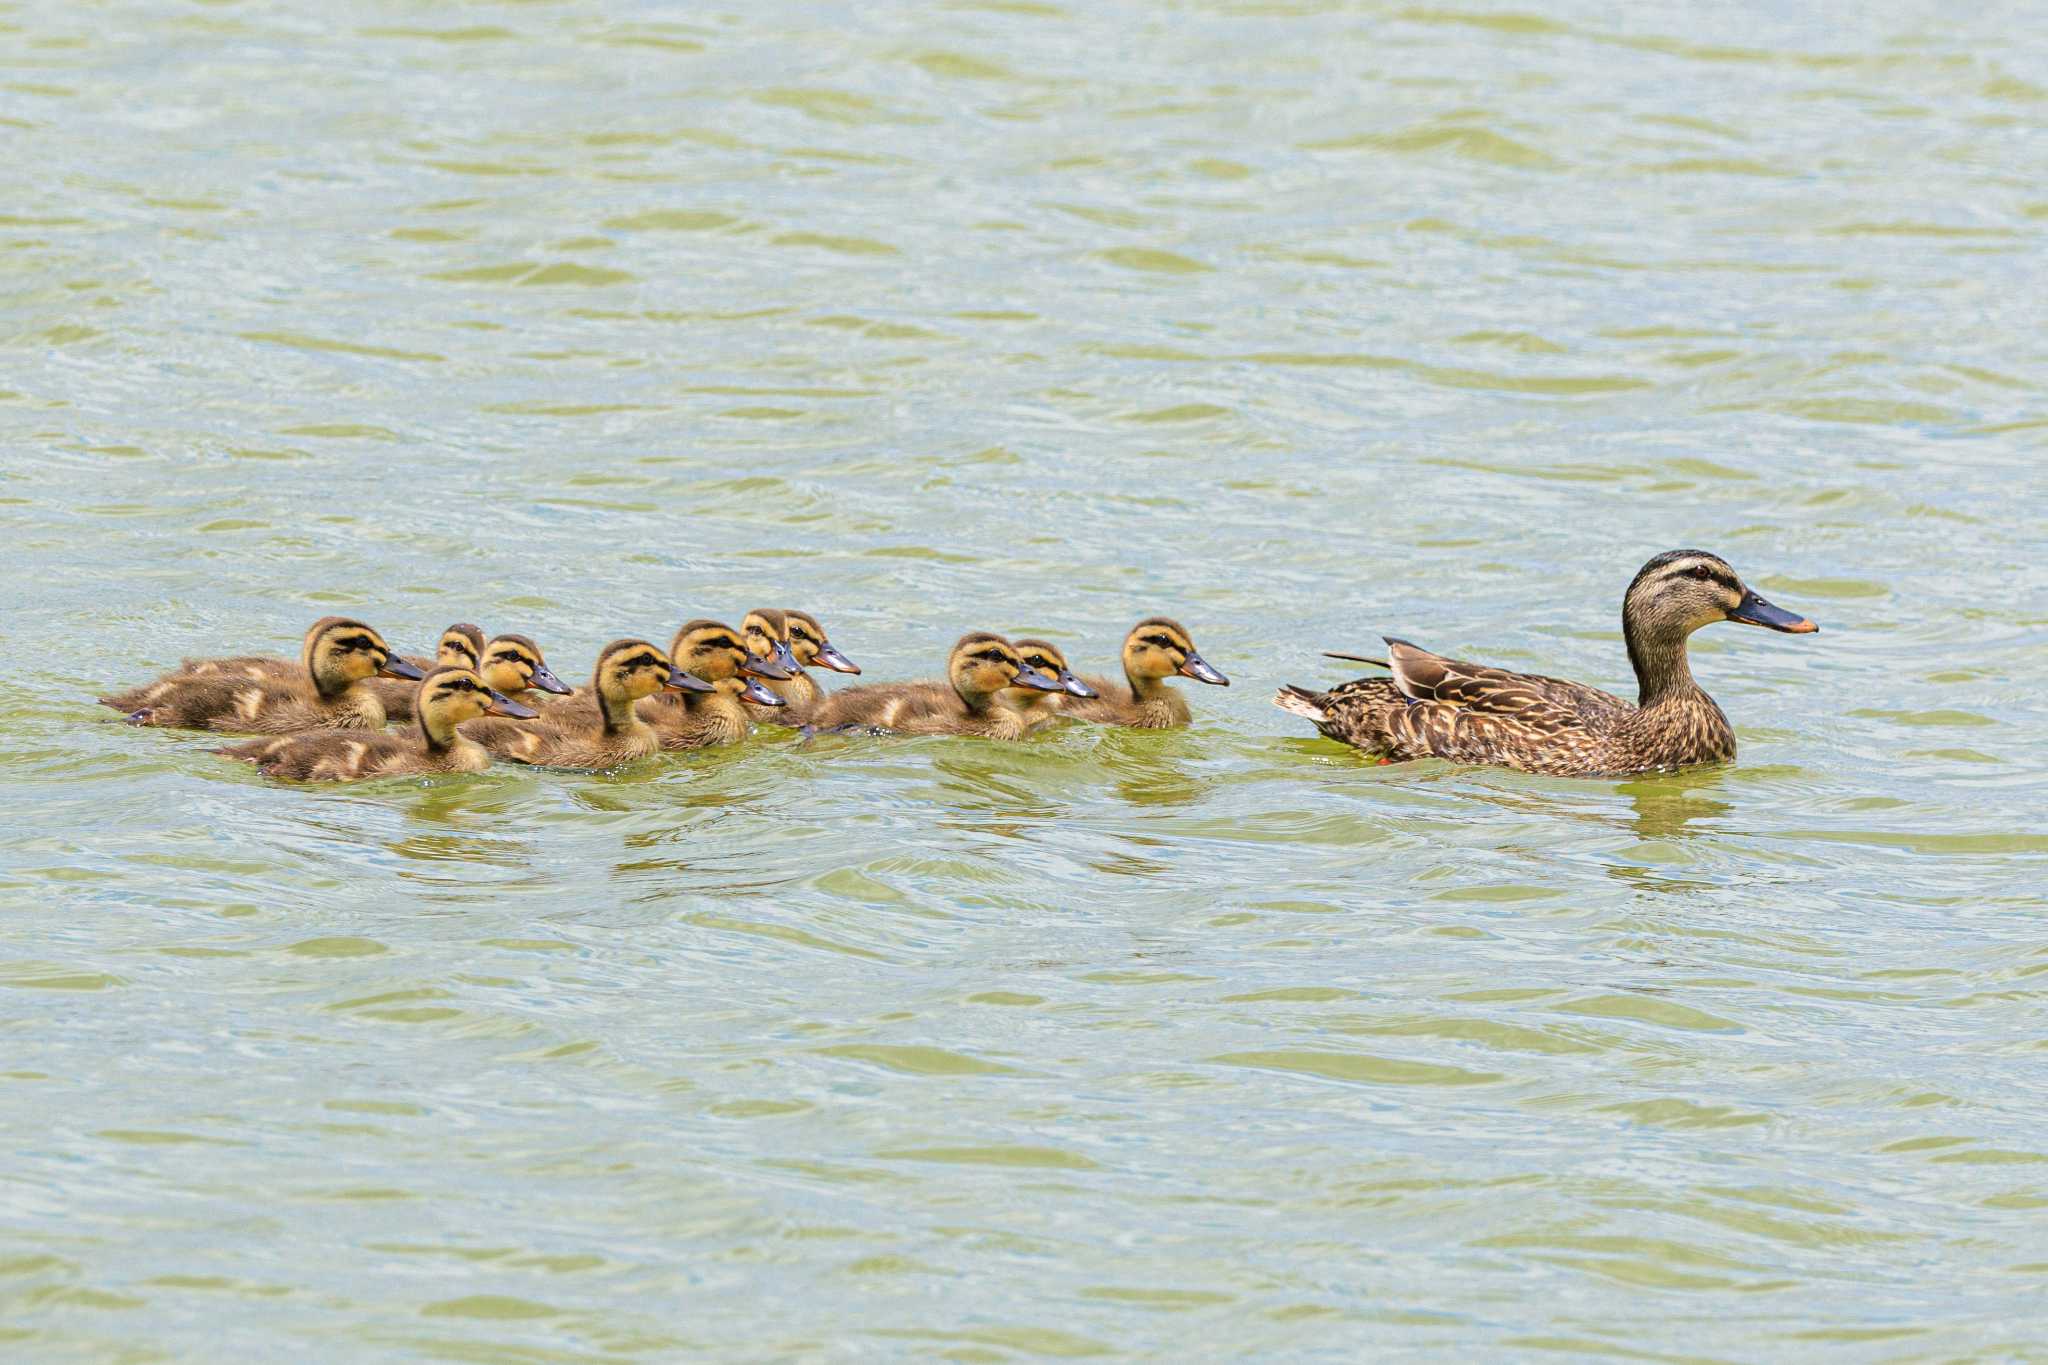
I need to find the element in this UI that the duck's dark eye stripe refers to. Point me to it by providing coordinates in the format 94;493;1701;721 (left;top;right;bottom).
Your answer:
1145;635;1176;649
337;635;378;652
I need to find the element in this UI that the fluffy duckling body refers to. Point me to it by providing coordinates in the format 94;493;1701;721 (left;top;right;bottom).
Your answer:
1065;618;1228;729
1273;550;1818;777
216;667;535;781
742;608;860;722
807;633;1061;739
641;620;789;750
462;639;711;769
367;623;486;723
1000;638;1099;733
100;617;424;733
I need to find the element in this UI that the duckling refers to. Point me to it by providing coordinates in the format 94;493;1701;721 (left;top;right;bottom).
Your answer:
806;633;1062;739
215;667;536;781
641;619;790;750
1273;549;1819;777
1001;638;1099;732
99;617;424;732
460;639;712;769
476;633;573;702
741;608;861;721
1064;617;1229;728
365;623;488;724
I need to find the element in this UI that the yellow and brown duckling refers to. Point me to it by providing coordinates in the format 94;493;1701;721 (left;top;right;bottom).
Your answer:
99;617;424;733
476;633;572;701
741;608;860;722
461;639;712;769
1274;549;1819;777
641;619;790;750
807;632;1062;739
1001;638;1099;732
366;622;488;723
215;667;536;781
1064;617;1228;729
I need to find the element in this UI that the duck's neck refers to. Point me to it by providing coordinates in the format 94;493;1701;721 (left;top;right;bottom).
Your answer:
1124;668;1169;703
1626;619;1702;707
416;706;458;753
598;688;639;734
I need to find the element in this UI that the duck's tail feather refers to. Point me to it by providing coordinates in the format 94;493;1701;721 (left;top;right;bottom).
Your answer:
1272;685;1329;723
1321;651;1390;669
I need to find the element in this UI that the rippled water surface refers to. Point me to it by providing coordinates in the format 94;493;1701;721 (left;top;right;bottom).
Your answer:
5;0;2047;1358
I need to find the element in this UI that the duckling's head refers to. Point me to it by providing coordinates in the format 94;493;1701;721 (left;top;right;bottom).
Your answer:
1624;550;1817;690
303;617;422;694
480;633;572;696
950;632;1060;703
1011;638;1098;699
740;609;802;678
434;623;486;672
672;619;793;686
1121;617;1228;687
417;666;536;735
782;609;860;674
592;639;713;703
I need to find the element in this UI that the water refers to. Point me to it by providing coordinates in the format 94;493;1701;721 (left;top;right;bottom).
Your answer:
4;0;2046;1357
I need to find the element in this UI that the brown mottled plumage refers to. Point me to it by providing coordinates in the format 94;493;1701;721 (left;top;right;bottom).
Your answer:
215;667;535;782
1274;550;1819;777
742;608;860;723
641;619;789;750
367;623;486;723
461;639;711;769
99;617;424;733
1000;638;1099;732
807;633;1062;739
1064;617;1229;729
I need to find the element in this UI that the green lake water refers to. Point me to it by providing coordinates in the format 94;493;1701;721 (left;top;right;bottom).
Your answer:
4;0;2046;1358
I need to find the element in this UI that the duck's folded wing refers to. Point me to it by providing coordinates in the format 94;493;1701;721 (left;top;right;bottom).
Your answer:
1384;638;1628;721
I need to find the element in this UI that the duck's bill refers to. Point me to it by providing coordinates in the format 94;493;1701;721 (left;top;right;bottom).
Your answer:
743;652;794;682
381;657;426;681
1013;666;1062;692
740;676;787;706
1179;653;1229;685
813;643;861;674
529;662;573;695
773;640;802;675
1060;669;1099;698
484;688;538;719
1727;590;1818;634
664;667;716;693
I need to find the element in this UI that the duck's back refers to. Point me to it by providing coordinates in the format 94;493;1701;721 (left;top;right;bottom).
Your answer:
464;701;654;768
1065;679;1190;729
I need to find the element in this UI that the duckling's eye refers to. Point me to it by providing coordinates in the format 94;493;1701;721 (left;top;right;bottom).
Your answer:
1144;635;1175;650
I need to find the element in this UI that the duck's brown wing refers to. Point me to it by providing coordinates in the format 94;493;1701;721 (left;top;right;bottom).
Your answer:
1384;638;1631;725
1279;641;1608;772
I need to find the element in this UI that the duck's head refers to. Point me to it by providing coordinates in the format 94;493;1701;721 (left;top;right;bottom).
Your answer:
304;617;422;693
418;666;535;735
950;632;1060;704
1010;638;1097;699
1121;617;1228;687
782;609;859;674
1624;550;1817;692
670;620;789;706
739;609;802;679
434;623;486;672
592;639;713;704
480;633;572;696
1625;550;1818;640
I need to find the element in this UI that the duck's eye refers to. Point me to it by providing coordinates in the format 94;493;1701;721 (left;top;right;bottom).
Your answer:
1690;565;1713;581
1144;635;1175;650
